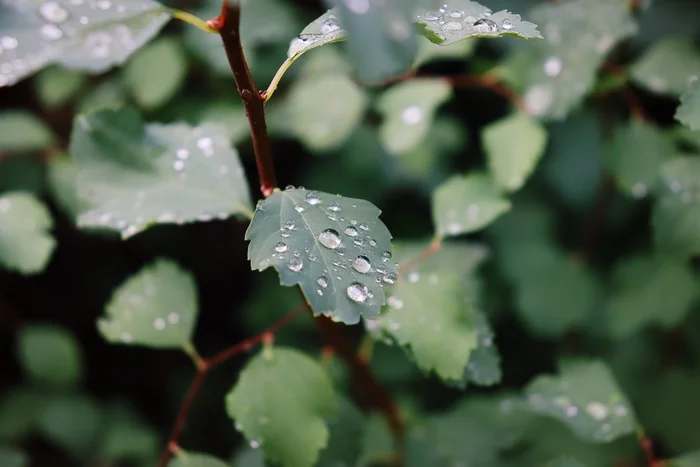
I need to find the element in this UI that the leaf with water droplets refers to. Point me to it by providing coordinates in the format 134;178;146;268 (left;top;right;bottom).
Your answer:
97;258;198;349
630;37;700;96
0;110;54;151
17;324;84;389
524;360;636;443
286;10;347;63
246;188;397;325
605;255;697;339
483;112;547;192
168;451;229;467
226;347;338;467
652;156;700;258
676;78;700;132
605;120;673;199
0;192;56;274
432;172;511;237
71;108;252;239
377;78;452;154
0;0;171;87
0;446;27;467
501;0;636;120
415;1;541;45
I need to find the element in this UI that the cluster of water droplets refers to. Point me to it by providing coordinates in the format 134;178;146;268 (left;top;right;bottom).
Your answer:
287;12;346;59
261;188;398;308
417;5;513;38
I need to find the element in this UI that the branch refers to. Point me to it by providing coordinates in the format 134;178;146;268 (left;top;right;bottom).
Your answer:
212;0;277;197
156;304;306;467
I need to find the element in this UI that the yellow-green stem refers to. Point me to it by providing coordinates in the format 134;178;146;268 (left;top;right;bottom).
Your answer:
171;9;218;34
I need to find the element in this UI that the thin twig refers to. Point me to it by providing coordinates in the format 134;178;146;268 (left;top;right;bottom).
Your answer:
212;0;277;197
399;237;443;274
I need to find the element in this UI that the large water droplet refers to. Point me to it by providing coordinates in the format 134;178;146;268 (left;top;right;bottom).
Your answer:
294;204;305;213
305;191;321;205
359;223;369;231
317;276;329;288
473;18;498;33
422;11;440;21
86;32;113;58
39;1;69;23
381;251;392;262
543;56;562;77
284;220;296;230
1;36;18;50
501;18;513;30
383;273;397;284
249;440;261;449
344;226;358;236
448;10;463;18
345;0;370;14
288;258;303;272
275;242;288;253
321;19;341;34
442;20;462;31
347;282;369;303
585;401;608;421
401;105;423;125
95;0;112;9
352;255;371;273
40;24;63;41
319;229;341;249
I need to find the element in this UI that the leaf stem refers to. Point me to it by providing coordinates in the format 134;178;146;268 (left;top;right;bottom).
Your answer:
170;9;218;34
263;55;297;102
399;235;443;273
182;341;206;371
213;0;277;197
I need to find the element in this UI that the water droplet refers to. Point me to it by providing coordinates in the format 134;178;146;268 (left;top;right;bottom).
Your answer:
249;440;261;449
308;253;318;262
442;20;463;31
294;204;305;213
154;318;166;330
86;32;113;58
543;56;562;77
344;226;358;236
368;239;377;247
39;1;69;23
566;405;578;417
614;404;628;417
408;271;420;283
96;0;111;9
176;148;189;160
501;18;513;30
280;230;290;238
383;273;397;284
585;401;608;421
173;160;185;171
345;0;370;14
632;183;648;198
401;105;423;125
381;251;392;261
524;84;554;117
347;282;369;303
275;242;288;253
168;312;180;324
317;289;324;296
328;202;341;212
359;223;369;231
317;276;329;288
422;11;440;21
0;36;18;50
321;19;341;34
40;24;63;40
473;18;498;33
319;229;341;249
387;296;404;309
352;255;372;273
288;258;303;272
284;220;296;230
353;237;364;246
305;192;321;205
448;10;463;18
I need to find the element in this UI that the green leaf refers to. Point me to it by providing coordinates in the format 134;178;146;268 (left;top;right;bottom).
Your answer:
34;67;86;109
453;309;501;388
415;1;542;45
0;110;54;151
547;457;587;467
286;10;348;64
377;78;452;154
524;360;636;443
483;112;547;192
606;255;698;339
0;388;45;441
285;73;367;152
509;0;637;120
606;120;673;199
98;258;198;348
676;77;700;132
0;0;171;87
47;155;90;218
630;37;700;96
652;156;700;257
316;397;365;466
668;450;700;467
124;36;187;110
37;394;103;456
246;187;398;325
413;35;474;67
0;446;27;467
70;108;253;239
168;452;229;467
432;172;511;237
17;324;83;389
0;192;56;274
225;347;338;467
99;403;158;462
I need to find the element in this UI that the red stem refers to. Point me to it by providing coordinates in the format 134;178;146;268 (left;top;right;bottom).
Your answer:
213;0;277;197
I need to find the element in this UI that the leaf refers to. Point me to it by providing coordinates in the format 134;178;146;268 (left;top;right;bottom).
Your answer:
524;360;636;443
47;155;90;218
652;156;700;258
245;187;398;325
676;77;700;132
124;36;187;110
285;73;367;152
413;35;474;67
415;1;541;45
286;10;348;64
547;457;587;467
34;67;86;109
98;258;198;348
70;108;252;239
432;172;511;237
0;0;171;87
0;446;27;467
669;451;700;467
483;112;547;192
630;37;700;96
452;309;501;388
0;388;45;441
17;324;84;389
377;78;452;154
0;110;54;151
606;255;698;339
99;403;158;462
316;397;365;466
168;452;229;467
0;192;56;274
507;0;637;120
37;394;103;456
225;347;338;467
606;120;674;199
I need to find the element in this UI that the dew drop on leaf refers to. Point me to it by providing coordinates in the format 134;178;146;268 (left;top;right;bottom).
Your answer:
317;276;329;288
328;201;341;212
344;226;358;236
383;272;397;284
305;191;321;205
39;1;70;23
275;242;288;253
473;18;498;33
585;401;608;421
318;229;341;249
347;282;369;303
352;255;371;273
502;19;513;30
287;258;303;272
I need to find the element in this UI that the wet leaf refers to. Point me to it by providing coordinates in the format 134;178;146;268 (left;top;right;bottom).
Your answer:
0;0;171;87
676;78;700;132
246;187;397;325
37;394;103;456
0;192;56;274
226;347;338;467
432;172;511;237
34;66;86;108
98;258;198;349
377;78;452;154
630;37;700;96
71;108;252;240
452;310;501;388
524;360;636;443
17;324;83;389
483;112;547;192
0;110;54;151
168;452;229;467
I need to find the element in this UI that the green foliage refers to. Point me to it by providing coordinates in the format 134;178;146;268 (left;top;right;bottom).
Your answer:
0;447;27;467
225;347;338;467
630;37;700;96
17;324;84;389
169;451;229;467
676;78;700;131
0;111;54;151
